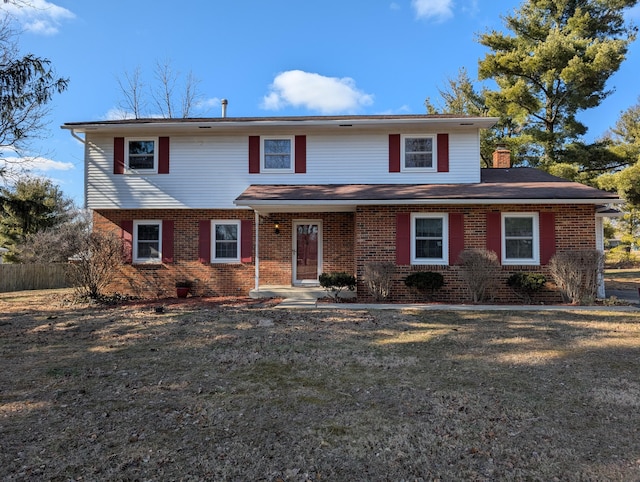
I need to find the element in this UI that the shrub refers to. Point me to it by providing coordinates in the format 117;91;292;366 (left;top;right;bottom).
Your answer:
67;231;125;300
319;272;356;301
549;250;604;304
458;249;500;303
506;272;547;303
363;262;394;301
404;271;445;300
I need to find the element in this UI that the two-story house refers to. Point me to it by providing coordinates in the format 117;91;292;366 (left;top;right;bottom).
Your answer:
62;114;620;303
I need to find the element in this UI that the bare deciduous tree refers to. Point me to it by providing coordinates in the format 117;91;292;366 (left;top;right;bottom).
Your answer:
116;66;145;119
116;59;205;119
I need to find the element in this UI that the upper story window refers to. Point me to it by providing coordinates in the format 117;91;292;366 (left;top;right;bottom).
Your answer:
133;220;162;263
402;135;435;171
411;213;448;265
262;137;293;172
127;138;157;172
502;213;539;265
212;220;241;263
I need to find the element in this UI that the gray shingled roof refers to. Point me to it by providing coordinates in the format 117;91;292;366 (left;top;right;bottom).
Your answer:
235;168;619;206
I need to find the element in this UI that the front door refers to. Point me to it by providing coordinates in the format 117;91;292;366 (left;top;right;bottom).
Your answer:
293;221;322;285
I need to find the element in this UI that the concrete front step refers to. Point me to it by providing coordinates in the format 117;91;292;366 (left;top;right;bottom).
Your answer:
249;285;356;301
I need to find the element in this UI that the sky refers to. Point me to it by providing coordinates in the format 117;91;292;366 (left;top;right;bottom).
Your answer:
3;0;640;206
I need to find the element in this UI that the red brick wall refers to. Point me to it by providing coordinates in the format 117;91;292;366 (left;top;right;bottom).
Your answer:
94;204;596;303
355;204;597;304
93;210;355;298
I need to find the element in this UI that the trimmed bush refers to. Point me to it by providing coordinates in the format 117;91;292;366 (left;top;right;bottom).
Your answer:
319;272;356;301
506;272;547;303
549;250;604;304
458;249;500;303
363;262;394;301
404;271;444;300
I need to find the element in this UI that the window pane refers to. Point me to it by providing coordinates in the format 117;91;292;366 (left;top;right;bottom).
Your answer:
129;140;155;169
216;241;237;259
215;224;238;241
416;239;443;258
405;153;432;168
138;241;160;259
264;139;291;169
405;137;432;152
265;154;291;169
405;137;433;168
416;218;442;237
505;217;533;237
138;224;159;241
506;239;533;259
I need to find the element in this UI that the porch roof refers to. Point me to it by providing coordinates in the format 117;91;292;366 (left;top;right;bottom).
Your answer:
234;168;620;213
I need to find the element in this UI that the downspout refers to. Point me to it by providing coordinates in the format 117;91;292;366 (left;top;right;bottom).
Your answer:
254;210;260;291
70;129;88;209
70;128;86;145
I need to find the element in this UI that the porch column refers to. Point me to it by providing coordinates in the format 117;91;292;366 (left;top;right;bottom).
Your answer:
254;210;260;291
595;216;605;298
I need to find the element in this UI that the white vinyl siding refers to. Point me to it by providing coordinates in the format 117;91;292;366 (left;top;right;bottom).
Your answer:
85;131;482;210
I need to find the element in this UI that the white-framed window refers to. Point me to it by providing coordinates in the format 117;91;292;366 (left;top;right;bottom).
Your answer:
133;220;162;263
211;220;241;263
411;213;448;265
502;213;540;265
402;135;436;171
126;138;158;172
262;137;294;172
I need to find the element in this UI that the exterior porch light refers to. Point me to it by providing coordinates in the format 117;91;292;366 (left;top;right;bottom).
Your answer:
274;222;280;234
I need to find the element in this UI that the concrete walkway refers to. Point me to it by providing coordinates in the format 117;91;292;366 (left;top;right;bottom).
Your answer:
275;289;640;311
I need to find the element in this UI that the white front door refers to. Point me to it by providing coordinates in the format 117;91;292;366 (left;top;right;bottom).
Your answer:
293;221;322;285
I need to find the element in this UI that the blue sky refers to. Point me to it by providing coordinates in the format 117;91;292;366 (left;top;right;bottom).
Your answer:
3;0;640;205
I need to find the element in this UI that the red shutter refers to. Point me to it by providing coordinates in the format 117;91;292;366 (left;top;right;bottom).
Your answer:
449;213;464;265
248;136;260;173
295;135;306;173
389;134;401;172
199;220;211;264
539;212;556;264
240;219;253;263
486;212;502;263
121;220;133;263
162;220;174;263
396;213;411;265
114;137;125;174
437;133;449;172
158;137;170;174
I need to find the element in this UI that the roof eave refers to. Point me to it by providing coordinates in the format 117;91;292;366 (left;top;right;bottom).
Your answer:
235;198;622;211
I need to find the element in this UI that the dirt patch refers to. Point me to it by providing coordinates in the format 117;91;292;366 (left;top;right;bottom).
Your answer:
1;290;640;480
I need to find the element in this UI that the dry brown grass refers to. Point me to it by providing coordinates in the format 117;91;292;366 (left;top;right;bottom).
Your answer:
1;289;640;481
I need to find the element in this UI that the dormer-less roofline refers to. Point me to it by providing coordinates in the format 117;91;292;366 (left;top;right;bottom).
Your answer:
62;114;499;133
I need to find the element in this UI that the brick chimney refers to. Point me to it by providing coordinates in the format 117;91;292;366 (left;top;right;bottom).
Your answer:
492;146;511;168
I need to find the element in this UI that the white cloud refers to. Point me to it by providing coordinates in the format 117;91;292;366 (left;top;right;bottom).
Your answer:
261;70;374;114
411;0;454;21
22;156;74;171
0;156;74;173
2;0;75;35
104;108;136;121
